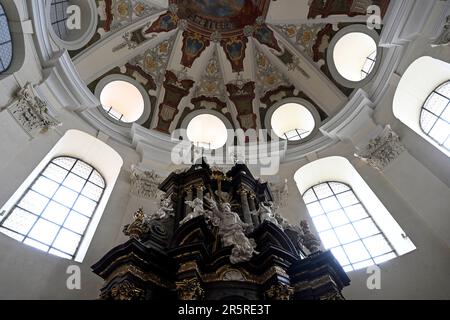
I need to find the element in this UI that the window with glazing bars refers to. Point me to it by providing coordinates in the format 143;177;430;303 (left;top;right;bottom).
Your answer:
420;81;450;152
0;4;13;73
0;157;106;260
50;0;70;39
303;181;396;272
360;51;377;80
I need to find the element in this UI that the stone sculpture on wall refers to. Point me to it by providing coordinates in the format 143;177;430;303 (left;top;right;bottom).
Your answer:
355;125;406;171
4;84;61;136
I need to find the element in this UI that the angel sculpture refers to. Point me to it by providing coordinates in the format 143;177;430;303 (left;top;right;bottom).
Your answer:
150;196;174;220
259;202;281;227
204;195;257;264
179;198;207;225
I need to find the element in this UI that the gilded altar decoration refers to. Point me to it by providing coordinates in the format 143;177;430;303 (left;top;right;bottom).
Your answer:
109;280;145;300
266;283;294;300
176;278;205;300
93;160;349;300
123;207;150;239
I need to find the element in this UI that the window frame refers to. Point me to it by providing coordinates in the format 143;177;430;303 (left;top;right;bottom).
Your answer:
326;24;383;89
49;0;70;40
0;3;13;74
419;80;450;153
0;156;106;260
303;181;396;272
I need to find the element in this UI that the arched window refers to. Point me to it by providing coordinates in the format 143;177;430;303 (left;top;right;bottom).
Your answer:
0;157;105;259
393;57;450;156
420;81;450;152
0;3;13;73
295;157;416;272
0;130;123;262
303;182;395;272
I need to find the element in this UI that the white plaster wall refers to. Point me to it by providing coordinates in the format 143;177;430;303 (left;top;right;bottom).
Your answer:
0;0;448;301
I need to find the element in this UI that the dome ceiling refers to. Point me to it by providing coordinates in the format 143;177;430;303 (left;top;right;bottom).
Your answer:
73;0;390;137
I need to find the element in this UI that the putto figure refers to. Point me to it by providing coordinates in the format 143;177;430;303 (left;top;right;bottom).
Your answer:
150;196;175;220
180;198;207;225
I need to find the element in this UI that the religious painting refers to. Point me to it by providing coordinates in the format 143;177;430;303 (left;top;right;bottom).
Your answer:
144;12;178;34
221;37;248;72
254;24;281;52
176;0;263;33
181;32;211;68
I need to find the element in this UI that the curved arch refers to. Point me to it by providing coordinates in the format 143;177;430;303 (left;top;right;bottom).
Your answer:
393;56;450;156
295;157;415;268
0;0;26;78
0;130;123;262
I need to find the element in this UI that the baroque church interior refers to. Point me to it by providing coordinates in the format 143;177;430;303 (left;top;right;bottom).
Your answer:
0;0;449;300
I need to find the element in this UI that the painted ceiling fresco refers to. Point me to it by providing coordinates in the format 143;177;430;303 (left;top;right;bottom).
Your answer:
79;0;390;135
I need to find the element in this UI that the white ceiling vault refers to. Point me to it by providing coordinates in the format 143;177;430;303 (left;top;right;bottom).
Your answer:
72;0;391;138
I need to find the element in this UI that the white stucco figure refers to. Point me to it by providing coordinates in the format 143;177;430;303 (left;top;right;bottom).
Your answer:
205;196;257;264
180;198;207;225
259;202;281;227
150;196;174;220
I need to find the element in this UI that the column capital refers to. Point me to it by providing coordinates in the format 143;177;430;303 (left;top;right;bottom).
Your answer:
5;83;61;137
355;125;406;171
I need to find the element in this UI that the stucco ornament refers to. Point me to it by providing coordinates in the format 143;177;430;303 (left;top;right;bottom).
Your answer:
130;166;163;199
355;125;406;171
205;196;258;264
269;179;289;210
6;84;61;135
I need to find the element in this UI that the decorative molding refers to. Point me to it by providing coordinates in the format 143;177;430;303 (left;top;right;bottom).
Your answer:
5;84;61;136
107;280;145;300
123;207;151;239
266;283;293;300
355;125;406;171
176;278;204;300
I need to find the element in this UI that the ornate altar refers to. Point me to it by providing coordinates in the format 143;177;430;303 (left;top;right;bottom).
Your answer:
92;160;350;300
